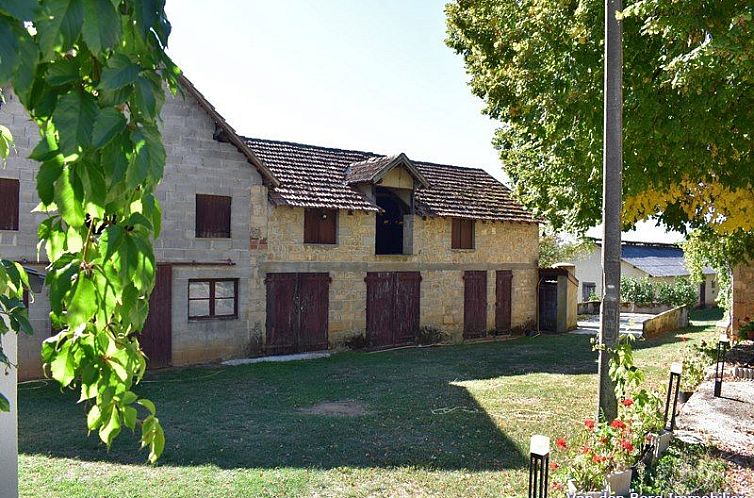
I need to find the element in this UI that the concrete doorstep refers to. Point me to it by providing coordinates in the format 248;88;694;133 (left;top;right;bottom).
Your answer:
222;351;330;366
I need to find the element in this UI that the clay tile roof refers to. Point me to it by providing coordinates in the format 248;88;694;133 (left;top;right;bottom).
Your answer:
243;137;537;223
345;153;430;188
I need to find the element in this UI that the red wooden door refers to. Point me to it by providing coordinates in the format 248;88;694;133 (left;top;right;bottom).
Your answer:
495;270;513;333
366;272;395;348
395;272;421;345
141;264;172;369
463;271;488;339
297;273;330;352
265;273;298;354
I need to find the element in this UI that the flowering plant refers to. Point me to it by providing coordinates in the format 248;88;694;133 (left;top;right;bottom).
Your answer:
551;415;641;492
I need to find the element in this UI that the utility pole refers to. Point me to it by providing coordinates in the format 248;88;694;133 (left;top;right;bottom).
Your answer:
598;0;623;422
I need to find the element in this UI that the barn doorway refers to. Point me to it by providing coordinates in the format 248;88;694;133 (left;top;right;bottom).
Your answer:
265;273;330;355
463;270;488;338
141;264;173;369
375;187;409;255
365;272;421;348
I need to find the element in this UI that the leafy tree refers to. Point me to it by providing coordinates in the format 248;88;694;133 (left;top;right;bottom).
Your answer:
0;0;179;462
445;0;754;235
538;230;595;268
684;228;754;314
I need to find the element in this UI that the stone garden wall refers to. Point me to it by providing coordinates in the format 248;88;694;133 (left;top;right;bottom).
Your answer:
732;262;754;338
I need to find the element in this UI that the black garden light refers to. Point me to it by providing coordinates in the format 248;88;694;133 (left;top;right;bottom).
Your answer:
663;362;682;431
528;435;550;498
714;333;730;398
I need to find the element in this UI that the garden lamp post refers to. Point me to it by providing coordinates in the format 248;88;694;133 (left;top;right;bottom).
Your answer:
714;333;730;397
663;362;682;431
528;435;550;498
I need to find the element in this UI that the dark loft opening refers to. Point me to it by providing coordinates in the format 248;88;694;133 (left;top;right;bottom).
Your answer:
375;187;408;255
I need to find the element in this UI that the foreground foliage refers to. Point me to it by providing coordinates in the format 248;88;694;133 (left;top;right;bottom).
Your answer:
620;277;697;308
0;0;179;462
633;440;728;495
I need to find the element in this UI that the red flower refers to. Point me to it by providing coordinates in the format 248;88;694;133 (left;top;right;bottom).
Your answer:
592;454;607;464
550;462;560;471
584;419;595;431
610;419;626;430
621;439;634;452
600;437;609;445
553;482;564;491
621;398;634;407
556;438;567;450
581;446;592;455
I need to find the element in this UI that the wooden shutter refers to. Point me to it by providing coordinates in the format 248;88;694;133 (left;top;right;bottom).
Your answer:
196;194;231;238
0;178;20;231
304;208;336;244
452;218;474;249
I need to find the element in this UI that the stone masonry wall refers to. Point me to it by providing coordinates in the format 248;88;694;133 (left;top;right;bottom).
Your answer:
732;262;754;337
258;206;539;345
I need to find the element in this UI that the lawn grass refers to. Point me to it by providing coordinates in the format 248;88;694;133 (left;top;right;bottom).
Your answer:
18;308;722;497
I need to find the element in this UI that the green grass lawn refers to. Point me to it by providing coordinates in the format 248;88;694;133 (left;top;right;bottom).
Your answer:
18;308;722;498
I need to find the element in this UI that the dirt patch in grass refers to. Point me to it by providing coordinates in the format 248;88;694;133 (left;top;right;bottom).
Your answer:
298;400;370;417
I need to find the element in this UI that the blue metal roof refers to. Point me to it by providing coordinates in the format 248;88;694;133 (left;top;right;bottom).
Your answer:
620;244;714;277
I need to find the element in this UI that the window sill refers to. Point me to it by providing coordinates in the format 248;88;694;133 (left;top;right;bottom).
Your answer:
188;315;238;321
375;254;413;259
196;235;232;239
451;248;476;252
304;242;338;247
0;228;20;232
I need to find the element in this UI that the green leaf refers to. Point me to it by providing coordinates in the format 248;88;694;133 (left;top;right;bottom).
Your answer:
54;166;86;227
86;404;102;429
148;420;165;464
50;341;76;387
100;225;124;261
0;16;19;83
91;107;126;148
0;124;12;161
37;160;64;205
38;0;85;58
99;404;121;444
0;392;9;412
46;59;80;87
0;0;38;20
81;0;121;54
99;54;140;91
123;405;137;431
68;276;97;330
137;398;155;416
52;90;99;155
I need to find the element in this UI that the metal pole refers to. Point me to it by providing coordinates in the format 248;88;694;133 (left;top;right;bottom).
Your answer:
597;0;623;422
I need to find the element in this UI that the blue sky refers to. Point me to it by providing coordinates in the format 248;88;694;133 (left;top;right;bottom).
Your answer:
164;0;501;177
164;0;680;242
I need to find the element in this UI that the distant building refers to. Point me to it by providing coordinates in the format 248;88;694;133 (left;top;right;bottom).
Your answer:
569;239;718;306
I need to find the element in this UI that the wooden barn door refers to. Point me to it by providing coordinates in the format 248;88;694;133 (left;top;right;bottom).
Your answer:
365;272;395;348
366;272;421;348
495;270;513;333
265;273;298;354
141;264;172;369
297;273;330;352
463;271;488;339
394;272;421;345
538;281;558;332
265;273;330;354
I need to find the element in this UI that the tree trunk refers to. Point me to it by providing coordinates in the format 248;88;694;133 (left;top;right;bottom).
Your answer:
598;0;623;422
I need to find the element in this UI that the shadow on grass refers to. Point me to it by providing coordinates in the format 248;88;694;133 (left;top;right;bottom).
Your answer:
18;333;613;471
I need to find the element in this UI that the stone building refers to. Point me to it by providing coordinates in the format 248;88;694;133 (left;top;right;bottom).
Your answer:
569;239;718;306
1;77;539;380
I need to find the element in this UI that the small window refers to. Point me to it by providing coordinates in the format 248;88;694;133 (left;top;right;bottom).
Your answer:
0;178;20;231
188;279;238;319
196;194;231;238
583;282;597;301
304;208;336;244
451;218;474;249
